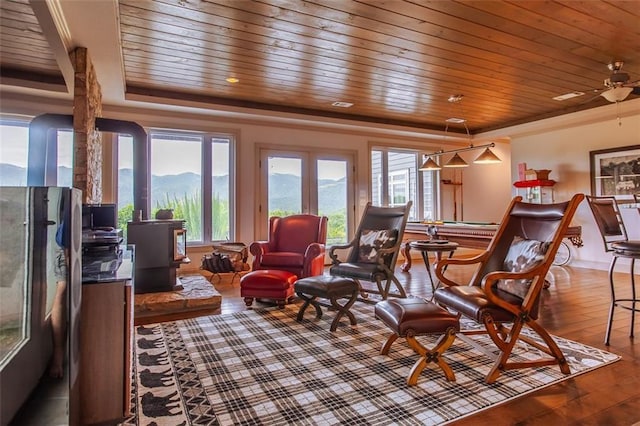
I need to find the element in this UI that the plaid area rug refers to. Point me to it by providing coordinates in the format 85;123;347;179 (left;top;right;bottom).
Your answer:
122;302;619;425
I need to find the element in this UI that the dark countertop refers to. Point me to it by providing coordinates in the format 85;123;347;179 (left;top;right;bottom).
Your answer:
82;245;134;284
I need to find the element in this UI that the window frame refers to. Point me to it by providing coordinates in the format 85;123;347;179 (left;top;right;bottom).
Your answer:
147;129;236;245
370;146;440;221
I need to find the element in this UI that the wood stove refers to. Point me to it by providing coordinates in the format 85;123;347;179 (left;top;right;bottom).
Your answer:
127;219;189;294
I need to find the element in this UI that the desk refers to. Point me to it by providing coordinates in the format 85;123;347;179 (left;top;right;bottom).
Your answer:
401;222;583;272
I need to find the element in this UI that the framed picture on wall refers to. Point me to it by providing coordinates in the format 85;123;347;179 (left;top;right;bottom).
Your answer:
590;144;640;200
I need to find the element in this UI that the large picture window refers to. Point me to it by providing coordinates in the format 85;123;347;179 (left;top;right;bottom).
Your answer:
148;130;235;244
371;147;439;221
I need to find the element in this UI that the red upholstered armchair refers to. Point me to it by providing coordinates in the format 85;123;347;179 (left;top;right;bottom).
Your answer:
249;214;328;278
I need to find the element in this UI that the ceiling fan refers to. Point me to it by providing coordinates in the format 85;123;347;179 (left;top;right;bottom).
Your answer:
598;61;640;102
554;60;640;103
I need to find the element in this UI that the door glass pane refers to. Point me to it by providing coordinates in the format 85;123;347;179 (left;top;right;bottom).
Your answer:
268;156;302;216
117;135;134;233
318;159;347;245
212;138;230;240
0;188;29;368
150;134;202;241
57;130;73;186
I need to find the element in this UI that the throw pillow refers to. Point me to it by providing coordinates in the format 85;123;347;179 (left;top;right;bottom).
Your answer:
497;236;550;299
357;229;397;263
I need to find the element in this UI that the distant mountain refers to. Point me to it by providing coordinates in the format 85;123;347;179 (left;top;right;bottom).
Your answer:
268;173;346;214
0;164;72;187
0;164;26;186
1;165;346;213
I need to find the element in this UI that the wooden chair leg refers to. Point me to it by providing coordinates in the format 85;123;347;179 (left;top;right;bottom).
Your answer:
483;315;570;384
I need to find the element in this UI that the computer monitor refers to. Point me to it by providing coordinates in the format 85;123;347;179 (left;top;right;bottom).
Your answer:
82;204;117;229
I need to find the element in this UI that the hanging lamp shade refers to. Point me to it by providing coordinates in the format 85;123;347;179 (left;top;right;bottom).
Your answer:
419;156;442;171
600;86;633;103
473;147;501;164
444;153;468;168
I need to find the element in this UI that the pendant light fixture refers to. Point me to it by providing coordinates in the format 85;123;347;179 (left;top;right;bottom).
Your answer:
420;94;501;170
445;153;469;168
473;147;502;164
419;156;442;171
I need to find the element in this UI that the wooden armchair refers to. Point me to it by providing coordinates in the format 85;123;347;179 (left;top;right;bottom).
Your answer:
433;194;584;383
329;202;412;300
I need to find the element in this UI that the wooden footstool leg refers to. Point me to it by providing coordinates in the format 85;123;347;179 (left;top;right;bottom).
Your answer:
296;293;323;322
380;334;398;355
327;289;358;332
406;328;457;385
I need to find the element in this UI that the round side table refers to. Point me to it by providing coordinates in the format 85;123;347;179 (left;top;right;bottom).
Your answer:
409;240;459;293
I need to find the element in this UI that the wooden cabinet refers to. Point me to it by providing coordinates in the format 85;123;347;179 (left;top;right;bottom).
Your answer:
79;279;133;425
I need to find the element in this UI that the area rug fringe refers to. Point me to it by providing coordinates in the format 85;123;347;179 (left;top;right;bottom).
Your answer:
122;302;619;425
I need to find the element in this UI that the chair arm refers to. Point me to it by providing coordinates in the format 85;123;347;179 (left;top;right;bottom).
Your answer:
304;243;325;261
328;240;355;264
249;241;269;256
481;267;546;316
249;241;269;269
433;251;489;287
302;243;326;277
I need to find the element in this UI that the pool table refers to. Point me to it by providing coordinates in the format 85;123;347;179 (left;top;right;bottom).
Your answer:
400;221;583;272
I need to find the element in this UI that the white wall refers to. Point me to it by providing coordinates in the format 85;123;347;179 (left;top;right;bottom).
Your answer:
502;100;640;271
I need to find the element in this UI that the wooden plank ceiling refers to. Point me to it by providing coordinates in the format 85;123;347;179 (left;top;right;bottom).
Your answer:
1;0;639;133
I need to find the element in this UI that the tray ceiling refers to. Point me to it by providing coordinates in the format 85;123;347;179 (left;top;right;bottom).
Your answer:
1;0;639;133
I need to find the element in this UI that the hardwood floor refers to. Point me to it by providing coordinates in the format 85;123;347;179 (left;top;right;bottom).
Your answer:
205;261;639;426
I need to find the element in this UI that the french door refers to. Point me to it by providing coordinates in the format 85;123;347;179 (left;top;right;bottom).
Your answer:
258;148;355;245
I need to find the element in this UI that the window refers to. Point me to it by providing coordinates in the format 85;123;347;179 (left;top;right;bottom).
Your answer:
389;169;409;206
116;135;134;231
56;130;73;186
148;130;235;244
0;119;73;187
0;120;29;186
371;148;439;221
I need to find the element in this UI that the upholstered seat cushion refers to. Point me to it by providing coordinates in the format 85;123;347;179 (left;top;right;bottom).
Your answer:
259;252;304;267
294;275;359;298
329;262;384;280
612;240;640;257
433;285;518;323
375;298;459;337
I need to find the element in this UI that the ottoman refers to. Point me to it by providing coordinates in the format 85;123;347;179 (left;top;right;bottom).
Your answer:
375;297;460;385
240;270;298;308
294;276;359;332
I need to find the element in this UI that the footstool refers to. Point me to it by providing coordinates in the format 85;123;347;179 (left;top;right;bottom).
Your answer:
294;276;359;332
375;297;460;385
240;270;298;308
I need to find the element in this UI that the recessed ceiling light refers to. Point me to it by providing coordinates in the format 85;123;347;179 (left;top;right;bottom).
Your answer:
226;77;239;83
445;117;466;124
331;101;354;108
552;91;585;101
